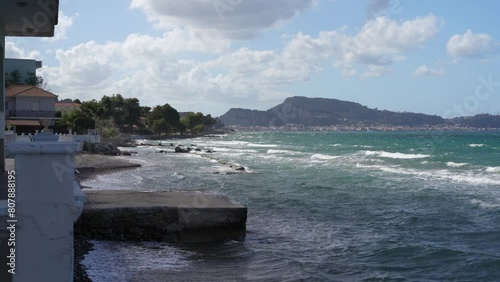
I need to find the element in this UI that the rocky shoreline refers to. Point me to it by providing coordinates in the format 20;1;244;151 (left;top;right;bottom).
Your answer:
73;154;142;282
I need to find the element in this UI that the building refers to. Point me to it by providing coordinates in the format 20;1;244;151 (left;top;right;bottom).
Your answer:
55;101;81;113
5;58;42;85
5;85;59;133
1;0;60;172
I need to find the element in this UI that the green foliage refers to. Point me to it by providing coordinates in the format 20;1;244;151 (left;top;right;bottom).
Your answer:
151;118;170;134
73;99;82;104
181;112;217;135
25;72;44;87
56;110;96;134
100;127;120;138
140;106;152;117
147;104;181;134
5;70;22;88
97;94;142;132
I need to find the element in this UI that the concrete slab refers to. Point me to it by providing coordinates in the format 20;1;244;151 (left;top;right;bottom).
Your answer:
83;190;243;209
76;190;247;243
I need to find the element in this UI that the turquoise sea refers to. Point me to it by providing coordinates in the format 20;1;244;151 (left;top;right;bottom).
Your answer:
82;132;500;281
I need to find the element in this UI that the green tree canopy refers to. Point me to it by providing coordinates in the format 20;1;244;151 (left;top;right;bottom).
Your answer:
147;104;180;134
151;118;170;135
181;112;217;135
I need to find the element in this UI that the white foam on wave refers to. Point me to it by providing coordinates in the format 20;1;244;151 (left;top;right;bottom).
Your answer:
470;199;500;209
469;144;485;148
247;143;279;148
353;145;374;148
486;166;500;173
446;162;468;168
357;163;500;186
211;147;258;153
267;149;301;155
363;150;430;159
311;154;340;161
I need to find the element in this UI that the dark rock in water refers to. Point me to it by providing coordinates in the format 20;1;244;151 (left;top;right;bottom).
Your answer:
187;148;193;152
158;143;163;146
195;148;202;152
206;150;214;153
191;144;196;147
235;166;246;171
175;146;188;153
121;151;132;156
157;150;165;153
169;143;175;146
93;143;122;156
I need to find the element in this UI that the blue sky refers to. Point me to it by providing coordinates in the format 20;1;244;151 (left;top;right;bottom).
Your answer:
6;0;500;117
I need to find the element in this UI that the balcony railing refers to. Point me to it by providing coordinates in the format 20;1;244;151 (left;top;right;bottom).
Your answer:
6;110;61;118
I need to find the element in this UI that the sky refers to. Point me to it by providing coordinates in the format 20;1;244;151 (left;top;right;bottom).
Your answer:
5;0;500;117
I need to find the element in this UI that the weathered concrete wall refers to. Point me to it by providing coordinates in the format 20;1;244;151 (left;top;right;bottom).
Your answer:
7;142;84;282
1;23;5;172
75;190;247;243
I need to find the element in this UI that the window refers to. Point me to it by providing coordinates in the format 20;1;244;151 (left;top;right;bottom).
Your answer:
32;102;40;111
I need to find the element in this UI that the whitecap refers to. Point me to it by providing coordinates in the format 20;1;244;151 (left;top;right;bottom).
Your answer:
486;166;500;173
469;144;485;148
247;143;279;148
311;154;340;161
446;162;468;168
363;150;430;159
267;149;301;155
471;199;500;209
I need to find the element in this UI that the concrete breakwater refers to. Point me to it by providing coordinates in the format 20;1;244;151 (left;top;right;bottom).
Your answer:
75;190;247;243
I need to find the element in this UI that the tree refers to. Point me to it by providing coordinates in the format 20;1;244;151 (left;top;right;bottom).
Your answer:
181;112;216;134
151;118;170;135
123;98;141;133
147;104;181;134
73;99;82;104
140;106;151;117
5;70;22;87
25;72;44;87
56;109;96;134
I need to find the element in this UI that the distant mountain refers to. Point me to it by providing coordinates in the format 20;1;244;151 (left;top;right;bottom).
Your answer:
219;96;445;127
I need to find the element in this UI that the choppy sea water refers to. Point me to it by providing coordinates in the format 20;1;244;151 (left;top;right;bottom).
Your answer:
82;132;500;281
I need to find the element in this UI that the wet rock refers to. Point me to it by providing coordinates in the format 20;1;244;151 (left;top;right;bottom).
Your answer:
93;143;122;156
175;146;188;153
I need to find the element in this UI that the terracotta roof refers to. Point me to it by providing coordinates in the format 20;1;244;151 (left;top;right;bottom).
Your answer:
6;85;57;98
6;120;42;127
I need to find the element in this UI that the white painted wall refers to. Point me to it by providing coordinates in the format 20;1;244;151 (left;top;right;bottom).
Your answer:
15;96;56;112
7;142;84;282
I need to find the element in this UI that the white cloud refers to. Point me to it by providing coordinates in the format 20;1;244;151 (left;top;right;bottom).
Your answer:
412;65;445;77
39;13;442;114
4;40;41;59
130;0;314;39
324;14;441;78
42;11;78;42
447;29;499;58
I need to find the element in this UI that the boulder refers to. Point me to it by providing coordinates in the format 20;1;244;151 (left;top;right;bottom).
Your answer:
175;146;188;153
94;143;122;156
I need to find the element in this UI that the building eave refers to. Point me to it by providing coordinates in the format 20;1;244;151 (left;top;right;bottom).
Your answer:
0;0;59;37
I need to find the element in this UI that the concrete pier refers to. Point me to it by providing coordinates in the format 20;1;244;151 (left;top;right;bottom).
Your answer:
75;190;247;243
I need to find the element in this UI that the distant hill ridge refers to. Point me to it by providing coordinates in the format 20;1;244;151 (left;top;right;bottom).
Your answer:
219;96;446;127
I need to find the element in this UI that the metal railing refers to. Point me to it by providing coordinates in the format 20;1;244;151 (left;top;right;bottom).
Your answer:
7;110;60;118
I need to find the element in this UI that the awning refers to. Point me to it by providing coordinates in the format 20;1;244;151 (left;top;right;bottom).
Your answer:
6;120;42;127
